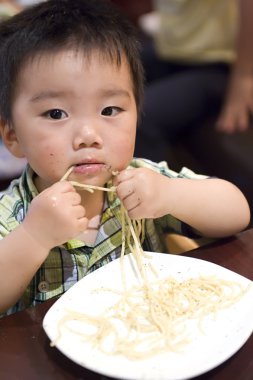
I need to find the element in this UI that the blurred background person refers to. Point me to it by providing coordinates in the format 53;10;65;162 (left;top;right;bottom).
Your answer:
134;0;253;162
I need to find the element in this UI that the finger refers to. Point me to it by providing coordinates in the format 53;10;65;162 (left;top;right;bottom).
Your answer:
127;206;144;220
52;180;76;193
237;111;249;132
62;181;76;192
116;182;134;201
216;116;237;134
47;190;81;209
78;216;89;231
122;194;141;213
69;206;86;223
116;169;134;185
65;191;82;206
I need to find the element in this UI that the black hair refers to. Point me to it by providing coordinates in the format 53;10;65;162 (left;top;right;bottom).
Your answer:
0;0;144;123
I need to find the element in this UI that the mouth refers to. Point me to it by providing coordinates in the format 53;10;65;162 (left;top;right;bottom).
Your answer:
73;162;104;174
71;160;117;177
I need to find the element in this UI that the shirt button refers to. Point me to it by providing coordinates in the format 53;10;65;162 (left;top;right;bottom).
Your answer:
38;281;49;293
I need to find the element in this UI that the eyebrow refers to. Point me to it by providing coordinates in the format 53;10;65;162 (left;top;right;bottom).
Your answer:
30;91;67;103
30;88;131;103
99;89;131;99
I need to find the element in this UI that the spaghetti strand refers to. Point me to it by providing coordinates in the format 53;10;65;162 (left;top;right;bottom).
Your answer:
51;166;251;359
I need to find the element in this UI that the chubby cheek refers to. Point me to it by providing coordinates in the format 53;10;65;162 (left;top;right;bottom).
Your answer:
29;143;64;179
111;133;136;172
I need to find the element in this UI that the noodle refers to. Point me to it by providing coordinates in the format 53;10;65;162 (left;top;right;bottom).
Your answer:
51;167;251;359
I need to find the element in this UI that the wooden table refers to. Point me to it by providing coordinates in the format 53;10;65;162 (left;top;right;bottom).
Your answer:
1;229;253;380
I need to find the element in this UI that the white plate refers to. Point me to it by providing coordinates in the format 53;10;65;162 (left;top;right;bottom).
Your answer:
43;252;253;380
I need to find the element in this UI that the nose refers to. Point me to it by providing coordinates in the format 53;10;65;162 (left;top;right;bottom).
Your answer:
73;122;103;150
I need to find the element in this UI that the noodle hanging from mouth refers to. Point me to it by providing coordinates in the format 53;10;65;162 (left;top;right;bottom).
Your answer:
51;166;251;359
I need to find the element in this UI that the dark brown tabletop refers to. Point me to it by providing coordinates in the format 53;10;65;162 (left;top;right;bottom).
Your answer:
1;229;253;380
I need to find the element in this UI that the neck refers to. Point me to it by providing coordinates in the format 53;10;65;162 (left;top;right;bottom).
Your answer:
79;189;104;220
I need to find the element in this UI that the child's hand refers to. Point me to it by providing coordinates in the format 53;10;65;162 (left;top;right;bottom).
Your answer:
22;181;88;250
114;168;168;219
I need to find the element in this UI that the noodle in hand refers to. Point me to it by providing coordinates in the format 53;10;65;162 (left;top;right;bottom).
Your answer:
51;167;250;359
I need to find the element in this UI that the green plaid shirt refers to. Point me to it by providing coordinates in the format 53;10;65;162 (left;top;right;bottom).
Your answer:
0;158;208;316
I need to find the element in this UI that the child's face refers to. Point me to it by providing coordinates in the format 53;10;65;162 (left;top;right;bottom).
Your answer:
9;49;138;191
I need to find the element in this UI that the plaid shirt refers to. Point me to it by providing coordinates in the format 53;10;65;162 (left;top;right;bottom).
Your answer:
0;158;208;316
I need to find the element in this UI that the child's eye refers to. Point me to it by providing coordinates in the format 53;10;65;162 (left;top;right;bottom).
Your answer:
101;106;122;116
43;109;68;120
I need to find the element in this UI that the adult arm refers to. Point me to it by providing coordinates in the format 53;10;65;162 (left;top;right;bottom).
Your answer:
216;0;253;133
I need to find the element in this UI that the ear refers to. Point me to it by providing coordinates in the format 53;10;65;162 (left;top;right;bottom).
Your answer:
0;119;25;158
